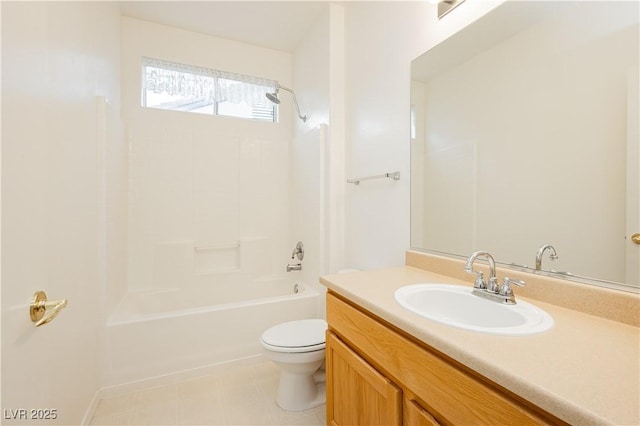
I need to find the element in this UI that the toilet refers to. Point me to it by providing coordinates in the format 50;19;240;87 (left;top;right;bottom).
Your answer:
260;318;327;411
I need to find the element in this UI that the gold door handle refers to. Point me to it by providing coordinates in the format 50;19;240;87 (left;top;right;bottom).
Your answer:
30;291;68;327
632;233;640;245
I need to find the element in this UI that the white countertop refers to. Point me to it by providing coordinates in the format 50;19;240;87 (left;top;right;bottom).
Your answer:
320;266;640;425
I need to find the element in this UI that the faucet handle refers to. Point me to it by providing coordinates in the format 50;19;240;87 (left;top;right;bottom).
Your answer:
499;277;525;303
291;241;304;261
487;276;500;293
466;270;486;289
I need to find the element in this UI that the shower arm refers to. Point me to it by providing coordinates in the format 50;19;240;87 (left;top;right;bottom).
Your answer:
278;85;307;123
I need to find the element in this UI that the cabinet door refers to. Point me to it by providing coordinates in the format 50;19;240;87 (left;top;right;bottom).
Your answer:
404;398;441;426
326;331;402;426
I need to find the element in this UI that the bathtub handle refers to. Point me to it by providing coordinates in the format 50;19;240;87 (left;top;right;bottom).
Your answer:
291;241;304;261
30;291;68;327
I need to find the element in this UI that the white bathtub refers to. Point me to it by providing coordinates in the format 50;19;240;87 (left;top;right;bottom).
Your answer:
104;279;321;386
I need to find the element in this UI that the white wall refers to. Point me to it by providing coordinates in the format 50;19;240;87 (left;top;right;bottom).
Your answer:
1;2;122;424
327;4;347;275
120;17;294;293
291;9;330;295
290;4;347;317
343;1;501;270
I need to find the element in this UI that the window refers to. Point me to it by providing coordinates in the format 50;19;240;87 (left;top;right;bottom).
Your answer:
141;57;277;122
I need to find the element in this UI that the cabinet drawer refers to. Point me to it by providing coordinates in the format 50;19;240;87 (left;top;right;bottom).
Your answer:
327;292;562;425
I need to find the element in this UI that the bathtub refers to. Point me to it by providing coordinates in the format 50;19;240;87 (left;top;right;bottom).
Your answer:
104;279;321;387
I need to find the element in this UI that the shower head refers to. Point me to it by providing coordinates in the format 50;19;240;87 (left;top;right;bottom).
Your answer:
265;84;307;123
265;90;281;105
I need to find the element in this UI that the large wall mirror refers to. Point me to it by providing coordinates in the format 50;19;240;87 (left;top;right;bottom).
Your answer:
411;1;639;291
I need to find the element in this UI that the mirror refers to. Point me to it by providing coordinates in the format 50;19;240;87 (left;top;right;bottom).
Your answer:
411;1;639;290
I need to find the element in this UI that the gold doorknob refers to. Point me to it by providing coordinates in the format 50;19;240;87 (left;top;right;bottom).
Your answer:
632;233;640;245
30;291;68;327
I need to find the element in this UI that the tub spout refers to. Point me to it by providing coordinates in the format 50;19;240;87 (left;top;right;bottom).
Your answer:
286;263;302;272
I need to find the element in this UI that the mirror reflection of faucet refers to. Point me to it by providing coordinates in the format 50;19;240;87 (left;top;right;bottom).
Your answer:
287;241;304;272
535;244;558;270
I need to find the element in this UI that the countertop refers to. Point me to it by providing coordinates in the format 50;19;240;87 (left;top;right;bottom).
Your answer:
320;266;640;426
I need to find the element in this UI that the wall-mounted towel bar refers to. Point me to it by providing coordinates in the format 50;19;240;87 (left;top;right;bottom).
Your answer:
347;171;400;185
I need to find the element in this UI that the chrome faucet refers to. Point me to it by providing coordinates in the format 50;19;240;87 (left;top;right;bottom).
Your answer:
291;241;304;261
535;244;558;270
287;241;304;272
286;263;302;272
498;277;526;305
465;251;526;304
464;251;498;292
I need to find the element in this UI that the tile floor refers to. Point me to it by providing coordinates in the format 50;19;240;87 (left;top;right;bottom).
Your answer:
90;361;326;426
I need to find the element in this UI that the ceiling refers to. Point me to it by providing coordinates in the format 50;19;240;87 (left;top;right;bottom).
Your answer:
119;1;329;52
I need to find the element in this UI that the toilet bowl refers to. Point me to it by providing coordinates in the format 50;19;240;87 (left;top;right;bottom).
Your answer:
260;319;327;411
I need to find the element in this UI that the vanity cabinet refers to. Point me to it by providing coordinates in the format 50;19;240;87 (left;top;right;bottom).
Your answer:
325;331;401;425
404;397;440;426
325;292;565;426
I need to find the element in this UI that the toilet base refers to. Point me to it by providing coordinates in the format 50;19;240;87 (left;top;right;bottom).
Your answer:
276;370;326;412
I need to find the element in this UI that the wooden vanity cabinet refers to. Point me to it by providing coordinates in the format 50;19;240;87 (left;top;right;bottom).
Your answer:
404;397;440;426
325;331;401;426
325;292;565;426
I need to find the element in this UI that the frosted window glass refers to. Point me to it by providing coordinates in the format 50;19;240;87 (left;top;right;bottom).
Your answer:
141;58;276;122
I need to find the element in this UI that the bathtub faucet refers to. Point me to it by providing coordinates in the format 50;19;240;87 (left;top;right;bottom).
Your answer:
287;241;304;272
286;263;302;272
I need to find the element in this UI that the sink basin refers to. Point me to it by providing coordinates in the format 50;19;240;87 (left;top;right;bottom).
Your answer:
394;284;553;335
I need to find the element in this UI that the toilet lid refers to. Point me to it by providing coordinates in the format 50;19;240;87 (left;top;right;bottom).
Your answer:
261;319;327;351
